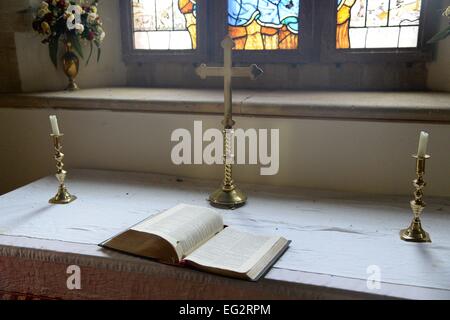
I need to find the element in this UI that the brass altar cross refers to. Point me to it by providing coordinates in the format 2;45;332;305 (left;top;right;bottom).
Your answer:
196;36;263;128
195;36;263;209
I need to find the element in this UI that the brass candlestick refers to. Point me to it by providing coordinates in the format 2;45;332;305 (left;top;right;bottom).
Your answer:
209;128;247;209
49;134;77;204
400;154;431;243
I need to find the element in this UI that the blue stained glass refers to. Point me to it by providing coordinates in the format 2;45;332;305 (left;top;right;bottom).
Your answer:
228;0;300;33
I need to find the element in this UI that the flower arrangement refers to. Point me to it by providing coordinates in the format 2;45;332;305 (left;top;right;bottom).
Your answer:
32;0;105;68
428;6;450;44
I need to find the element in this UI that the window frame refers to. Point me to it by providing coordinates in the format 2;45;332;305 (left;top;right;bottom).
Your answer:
120;0;441;65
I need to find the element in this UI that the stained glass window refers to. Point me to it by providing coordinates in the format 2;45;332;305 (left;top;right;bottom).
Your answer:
132;0;197;50
228;0;301;50
337;0;422;49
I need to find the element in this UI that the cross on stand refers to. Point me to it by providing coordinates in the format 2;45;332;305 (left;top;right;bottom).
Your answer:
196;36;263;209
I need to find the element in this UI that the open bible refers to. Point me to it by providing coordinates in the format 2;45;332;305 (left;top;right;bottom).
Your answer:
100;204;290;281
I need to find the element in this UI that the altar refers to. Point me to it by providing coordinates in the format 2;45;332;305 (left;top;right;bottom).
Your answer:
0;169;449;300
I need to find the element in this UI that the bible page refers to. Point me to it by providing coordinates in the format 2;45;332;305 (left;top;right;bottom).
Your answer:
132;204;224;260
185;227;280;274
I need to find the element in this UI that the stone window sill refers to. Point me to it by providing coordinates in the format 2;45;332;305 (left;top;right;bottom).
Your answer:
1;88;449;123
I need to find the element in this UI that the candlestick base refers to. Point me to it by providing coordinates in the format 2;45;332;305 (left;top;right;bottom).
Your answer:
400;218;431;243
400;154;432;243
209;186;247;209
49;185;77;205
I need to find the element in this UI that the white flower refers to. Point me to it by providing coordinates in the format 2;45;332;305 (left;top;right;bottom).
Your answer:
98;31;106;41
37;2;50;18
87;12;98;23
37;8;49;17
39;1;49;10
74;23;84;34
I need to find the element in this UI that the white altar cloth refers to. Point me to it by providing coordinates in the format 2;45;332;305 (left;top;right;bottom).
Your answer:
0;169;449;299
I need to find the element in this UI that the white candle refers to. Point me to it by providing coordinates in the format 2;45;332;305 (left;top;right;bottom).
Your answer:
49;115;60;135
417;131;429;157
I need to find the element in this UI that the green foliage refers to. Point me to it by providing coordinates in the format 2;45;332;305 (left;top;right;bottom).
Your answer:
86;41;94;66
67;32;84;59
428;25;450;44
428;6;450;44
49;35;60;68
95;41;101;63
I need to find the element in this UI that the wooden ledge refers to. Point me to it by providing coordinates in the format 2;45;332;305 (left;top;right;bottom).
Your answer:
1;87;450;123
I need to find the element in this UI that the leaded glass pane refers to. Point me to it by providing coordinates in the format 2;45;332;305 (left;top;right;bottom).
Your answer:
337;0;422;49
132;0;197;50
228;0;301;50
